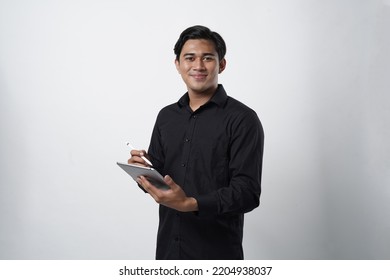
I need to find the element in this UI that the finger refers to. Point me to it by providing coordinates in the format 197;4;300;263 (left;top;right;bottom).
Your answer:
128;150;149;166
163;175;179;190
137;176;161;201
128;155;145;165
138;176;159;193
130;149;147;157
129;150;150;166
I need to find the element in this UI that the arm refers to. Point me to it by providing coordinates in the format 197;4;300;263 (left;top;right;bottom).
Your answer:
196;111;264;216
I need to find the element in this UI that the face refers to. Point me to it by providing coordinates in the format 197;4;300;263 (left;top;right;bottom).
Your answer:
175;39;226;96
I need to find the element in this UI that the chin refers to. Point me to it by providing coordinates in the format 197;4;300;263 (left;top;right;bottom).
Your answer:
188;83;212;92
190;87;209;94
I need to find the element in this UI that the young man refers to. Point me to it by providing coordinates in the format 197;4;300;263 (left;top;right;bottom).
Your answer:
128;25;264;260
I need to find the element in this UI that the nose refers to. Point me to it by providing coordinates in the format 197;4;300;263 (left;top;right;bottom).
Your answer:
193;58;205;70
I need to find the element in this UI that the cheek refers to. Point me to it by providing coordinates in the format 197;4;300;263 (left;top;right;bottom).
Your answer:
177;64;187;74
175;61;185;73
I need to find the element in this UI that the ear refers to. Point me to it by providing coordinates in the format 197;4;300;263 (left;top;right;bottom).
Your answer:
175;58;181;74
219;58;226;74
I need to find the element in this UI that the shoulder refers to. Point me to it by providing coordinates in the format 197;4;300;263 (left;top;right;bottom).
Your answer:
156;102;180;118
153;102;185;128
225;96;261;124
224;96;264;141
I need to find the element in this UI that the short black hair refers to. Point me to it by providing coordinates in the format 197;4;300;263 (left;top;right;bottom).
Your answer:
174;25;226;62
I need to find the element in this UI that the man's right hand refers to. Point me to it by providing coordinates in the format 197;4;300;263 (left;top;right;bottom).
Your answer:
127;149;151;167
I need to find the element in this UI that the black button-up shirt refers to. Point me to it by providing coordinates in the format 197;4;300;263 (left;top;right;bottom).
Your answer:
148;84;264;260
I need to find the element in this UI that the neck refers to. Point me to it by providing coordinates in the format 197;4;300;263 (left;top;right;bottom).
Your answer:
188;86;218;111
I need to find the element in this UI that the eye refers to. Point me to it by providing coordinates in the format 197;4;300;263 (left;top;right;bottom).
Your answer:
203;56;215;61
184;56;195;61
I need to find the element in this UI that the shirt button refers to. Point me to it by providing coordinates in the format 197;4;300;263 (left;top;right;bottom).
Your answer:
185;138;190;142
181;163;186;167
192;115;197;119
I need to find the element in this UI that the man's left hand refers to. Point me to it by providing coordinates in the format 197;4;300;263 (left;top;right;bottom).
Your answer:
137;175;198;212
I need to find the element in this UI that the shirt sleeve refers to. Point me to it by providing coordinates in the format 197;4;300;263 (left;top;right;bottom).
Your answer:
147;111;166;175
195;110;264;217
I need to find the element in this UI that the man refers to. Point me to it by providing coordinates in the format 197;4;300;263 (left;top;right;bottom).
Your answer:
128;25;264;260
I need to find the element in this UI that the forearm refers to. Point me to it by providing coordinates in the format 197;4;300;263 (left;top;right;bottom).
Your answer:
195;181;261;217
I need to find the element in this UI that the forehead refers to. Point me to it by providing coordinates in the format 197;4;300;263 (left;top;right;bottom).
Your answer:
181;39;217;55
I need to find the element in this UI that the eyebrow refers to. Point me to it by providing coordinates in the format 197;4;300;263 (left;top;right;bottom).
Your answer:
183;52;216;57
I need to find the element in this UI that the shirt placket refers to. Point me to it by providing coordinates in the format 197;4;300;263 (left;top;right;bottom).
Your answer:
172;111;198;256
181;112;198;185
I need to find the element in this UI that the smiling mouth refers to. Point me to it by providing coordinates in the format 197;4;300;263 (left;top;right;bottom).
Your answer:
191;74;207;80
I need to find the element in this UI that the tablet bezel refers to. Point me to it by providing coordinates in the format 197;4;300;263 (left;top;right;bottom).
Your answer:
117;162;170;190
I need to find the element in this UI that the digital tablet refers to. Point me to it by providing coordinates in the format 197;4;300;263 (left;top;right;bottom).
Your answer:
117;162;170;190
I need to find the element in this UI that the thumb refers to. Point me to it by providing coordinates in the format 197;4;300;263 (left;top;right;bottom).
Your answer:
164;175;176;188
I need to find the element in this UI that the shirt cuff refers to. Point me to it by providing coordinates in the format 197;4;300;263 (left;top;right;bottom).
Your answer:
195;192;219;217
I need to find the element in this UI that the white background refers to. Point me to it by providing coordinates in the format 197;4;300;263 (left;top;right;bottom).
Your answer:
1;0;389;259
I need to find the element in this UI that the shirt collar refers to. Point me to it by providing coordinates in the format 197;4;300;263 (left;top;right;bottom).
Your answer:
178;84;228;108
